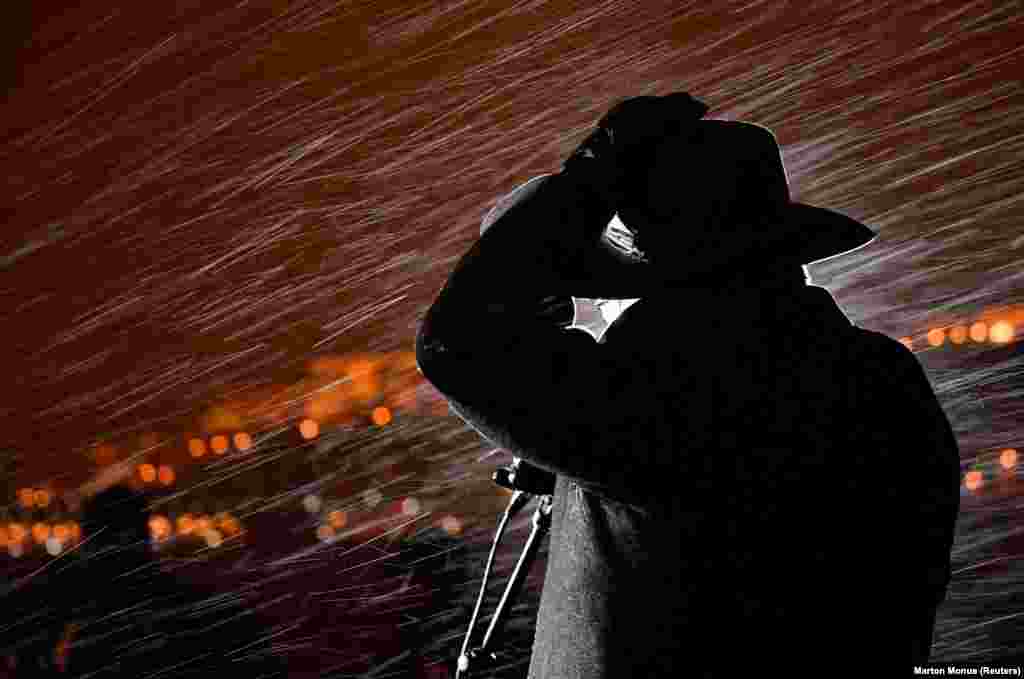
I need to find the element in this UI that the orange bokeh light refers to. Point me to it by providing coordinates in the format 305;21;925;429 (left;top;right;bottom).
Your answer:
964;470;984;492
32;522;51;544
328;510;347;529
33;489;51;508
211;435;229;455
9;523;27;543
371;406;392;426
969;321;988;343
233;432;253;451
53;523;70;541
316;524;335;541
157;465;175;486
299;418;319;439
990;321;1015;344
17;488;34;509
949;326;968;344
926;329;945;347
347;358;381;404
204;529;223;548
148;515;172;541
138;463;157;483
1000;448;1019;470
188;438;207;458
176;514;195;535
68;522;81;542
215;513;240;536
222;518;241;536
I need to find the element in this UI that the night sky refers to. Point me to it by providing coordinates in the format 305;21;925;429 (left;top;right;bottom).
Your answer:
2;0;1024;673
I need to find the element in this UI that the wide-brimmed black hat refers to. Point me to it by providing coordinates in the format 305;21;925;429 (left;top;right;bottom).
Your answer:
481;117;876;299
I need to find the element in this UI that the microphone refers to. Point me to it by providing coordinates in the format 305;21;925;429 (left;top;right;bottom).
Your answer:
493;457;556;496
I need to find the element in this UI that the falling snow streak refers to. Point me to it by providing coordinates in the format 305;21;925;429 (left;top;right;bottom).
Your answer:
1;0;1023;674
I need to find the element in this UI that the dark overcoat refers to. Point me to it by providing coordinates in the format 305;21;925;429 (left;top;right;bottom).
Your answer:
416;172;961;678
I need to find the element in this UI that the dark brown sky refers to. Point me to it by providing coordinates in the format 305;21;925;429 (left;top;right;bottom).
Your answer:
2;0;1022;491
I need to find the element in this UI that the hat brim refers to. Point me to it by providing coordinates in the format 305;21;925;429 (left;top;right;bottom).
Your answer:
783;202;877;267
480;176;877;299
554;203;877;299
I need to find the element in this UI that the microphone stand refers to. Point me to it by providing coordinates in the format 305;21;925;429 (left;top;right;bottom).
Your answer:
454;457;555;678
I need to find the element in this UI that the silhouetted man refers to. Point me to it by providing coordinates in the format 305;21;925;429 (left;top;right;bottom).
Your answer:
415;93;961;677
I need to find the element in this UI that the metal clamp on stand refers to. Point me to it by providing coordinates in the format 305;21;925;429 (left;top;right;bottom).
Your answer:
455;457;555;678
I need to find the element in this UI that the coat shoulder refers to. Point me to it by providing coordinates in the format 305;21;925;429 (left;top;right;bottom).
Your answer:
847;326;920;369
849;325;908;350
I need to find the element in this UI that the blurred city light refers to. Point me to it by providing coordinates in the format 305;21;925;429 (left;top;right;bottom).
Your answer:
990;320;1015;344
203;529;223;548
372;406;392;426
949;326;968;344
233;432;253;451
138;463;157;483
176;514;195;535
969;321;989;343
316;524;335;542
999;448;1018;470
927;328;945;347
347;357;381;405
32;522;51;544
215;513;241;536
149;515;172;541
157;465;175;485
8;523;26;543
33;489;51;508
303;494;322;513
189;437;207;458
964;470;984;492
299;418;320;440
327;510;347;529
211;435;229;455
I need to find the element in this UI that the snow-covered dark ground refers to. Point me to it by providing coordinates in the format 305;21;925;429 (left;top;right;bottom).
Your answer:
2;1;1023;675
